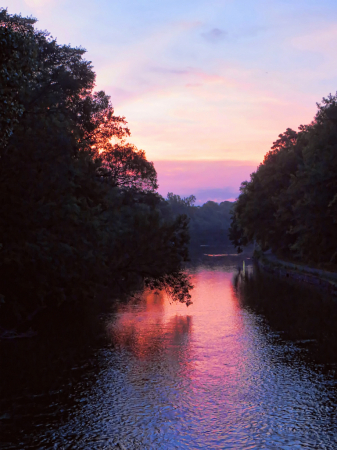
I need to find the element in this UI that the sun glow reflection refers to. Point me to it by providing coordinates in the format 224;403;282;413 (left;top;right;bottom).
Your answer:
107;268;251;384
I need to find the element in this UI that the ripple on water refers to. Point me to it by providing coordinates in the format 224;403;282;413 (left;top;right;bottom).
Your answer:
1;260;337;449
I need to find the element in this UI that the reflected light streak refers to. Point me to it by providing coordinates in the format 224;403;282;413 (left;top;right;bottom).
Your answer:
107;269;254;385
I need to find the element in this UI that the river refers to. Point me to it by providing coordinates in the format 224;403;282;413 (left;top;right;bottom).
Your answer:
1;250;337;449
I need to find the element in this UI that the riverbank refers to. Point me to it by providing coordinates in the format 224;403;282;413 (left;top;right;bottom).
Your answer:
254;251;337;295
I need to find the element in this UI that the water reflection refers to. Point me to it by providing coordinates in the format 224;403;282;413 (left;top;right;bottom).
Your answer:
1;254;337;449
235;265;337;364
108;291;193;363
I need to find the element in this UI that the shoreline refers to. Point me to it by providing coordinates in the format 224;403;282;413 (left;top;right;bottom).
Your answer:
254;252;337;296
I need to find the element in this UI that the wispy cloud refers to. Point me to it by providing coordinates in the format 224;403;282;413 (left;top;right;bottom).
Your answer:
24;0;54;6
150;67;191;75
8;0;337;194
201;28;228;43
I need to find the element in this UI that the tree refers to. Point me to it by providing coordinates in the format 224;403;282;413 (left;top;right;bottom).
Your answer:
167;192;196;207
0;9;37;148
230;92;337;267
98;143;158;191
165;193;233;246
0;10;192;328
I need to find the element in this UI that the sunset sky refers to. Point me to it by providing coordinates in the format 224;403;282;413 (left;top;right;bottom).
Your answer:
8;0;337;203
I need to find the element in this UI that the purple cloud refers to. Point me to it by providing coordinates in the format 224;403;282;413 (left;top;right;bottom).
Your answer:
201;28;228;43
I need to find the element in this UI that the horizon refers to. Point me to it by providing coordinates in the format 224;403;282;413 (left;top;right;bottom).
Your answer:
154;159;257;204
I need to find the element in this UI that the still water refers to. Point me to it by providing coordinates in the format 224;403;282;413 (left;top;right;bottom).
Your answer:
1;253;337;449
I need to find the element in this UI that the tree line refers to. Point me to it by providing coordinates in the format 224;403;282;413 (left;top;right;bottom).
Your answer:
229;93;337;267
0;9;192;328
166;193;233;246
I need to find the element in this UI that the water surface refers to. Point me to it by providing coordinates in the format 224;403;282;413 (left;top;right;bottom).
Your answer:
1;254;337;449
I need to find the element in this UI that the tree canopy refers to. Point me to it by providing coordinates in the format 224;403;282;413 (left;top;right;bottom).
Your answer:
0;9;192;328
229;93;337;266
166;193;233;246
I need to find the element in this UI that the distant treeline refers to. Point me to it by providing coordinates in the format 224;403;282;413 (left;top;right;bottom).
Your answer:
0;10;192;328
230;93;337;267
165;193;233;246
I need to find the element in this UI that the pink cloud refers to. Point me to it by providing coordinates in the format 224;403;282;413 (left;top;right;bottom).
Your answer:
9;1;335;169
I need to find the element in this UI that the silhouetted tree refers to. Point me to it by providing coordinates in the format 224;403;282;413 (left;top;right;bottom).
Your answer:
98;143;158;191
230;93;337;266
0;9;191;328
166;193;233;246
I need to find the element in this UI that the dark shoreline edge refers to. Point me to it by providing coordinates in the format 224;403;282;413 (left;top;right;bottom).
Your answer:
254;252;337;296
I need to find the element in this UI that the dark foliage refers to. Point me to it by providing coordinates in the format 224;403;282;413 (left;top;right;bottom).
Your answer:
166;193;233;246
229;93;337;266
0;9;191;328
